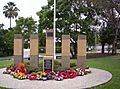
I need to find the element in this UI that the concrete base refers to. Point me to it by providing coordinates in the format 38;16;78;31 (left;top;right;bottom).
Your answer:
0;68;112;89
30;55;39;68
61;56;70;68
77;56;86;69
14;55;23;67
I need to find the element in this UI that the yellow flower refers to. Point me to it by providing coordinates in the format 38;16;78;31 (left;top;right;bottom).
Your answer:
42;72;47;76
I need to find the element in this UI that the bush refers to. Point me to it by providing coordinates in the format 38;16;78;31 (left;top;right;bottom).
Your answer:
25;63;42;74
70;63;76;67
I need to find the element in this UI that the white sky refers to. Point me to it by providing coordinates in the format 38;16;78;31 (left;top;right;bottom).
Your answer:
0;0;48;29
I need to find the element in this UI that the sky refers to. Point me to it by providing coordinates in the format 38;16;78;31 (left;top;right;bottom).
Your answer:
0;0;48;29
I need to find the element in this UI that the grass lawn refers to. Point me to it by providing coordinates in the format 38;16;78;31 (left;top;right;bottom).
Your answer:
0;55;120;89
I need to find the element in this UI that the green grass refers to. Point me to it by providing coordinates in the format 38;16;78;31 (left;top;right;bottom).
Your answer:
0;56;13;58
0;87;12;89
0;61;13;89
0;55;120;89
0;60;13;69
87;56;120;89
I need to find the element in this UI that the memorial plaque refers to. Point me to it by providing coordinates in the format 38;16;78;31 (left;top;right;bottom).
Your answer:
44;59;52;71
43;56;53;71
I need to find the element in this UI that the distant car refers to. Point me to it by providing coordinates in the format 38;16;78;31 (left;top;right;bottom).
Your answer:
87;47;92;51
39;48;45;53
96;45;112;53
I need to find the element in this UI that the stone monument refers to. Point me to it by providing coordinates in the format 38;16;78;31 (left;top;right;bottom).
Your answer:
30;34;39;68
14;34;23;67
43;30;54;71
13;33;87;70
77;35;86;69
61;35;70;68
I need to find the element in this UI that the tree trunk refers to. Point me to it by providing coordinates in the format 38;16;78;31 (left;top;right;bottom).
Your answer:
70;46;74;58
10;17;12;29
73;42;77;58
101;43;105;54
112;40;116;55
112;34;117;55
112;28;118;55
111;7;118;55
70;41;77;59
107;44;111;54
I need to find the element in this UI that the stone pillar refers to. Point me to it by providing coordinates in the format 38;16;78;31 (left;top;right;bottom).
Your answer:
62;35;70;68
77;35;86;69
44;30;54;71
46;30;54;56
30;34;39;68
14;34;23;67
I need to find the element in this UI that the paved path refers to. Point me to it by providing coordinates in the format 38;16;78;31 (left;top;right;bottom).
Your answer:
0;58;13;60
0;68;112;89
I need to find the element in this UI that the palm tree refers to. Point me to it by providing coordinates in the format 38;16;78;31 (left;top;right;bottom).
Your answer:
3;2;20;29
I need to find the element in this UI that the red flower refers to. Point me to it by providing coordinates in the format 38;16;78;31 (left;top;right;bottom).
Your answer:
19;63;25;68
15;67;27;74
66;70;76;78
28;75;37;80
83;69;88;75
45;70;51;73
28;72;37;80
59;72;68;79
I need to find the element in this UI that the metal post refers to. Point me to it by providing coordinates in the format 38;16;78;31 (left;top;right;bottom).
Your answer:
53;0;56;59
95;30;97;52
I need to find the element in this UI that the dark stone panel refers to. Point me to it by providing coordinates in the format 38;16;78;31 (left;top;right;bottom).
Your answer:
30;34;38;39
14;34;23;39
62;35;70;39
78;35;86;40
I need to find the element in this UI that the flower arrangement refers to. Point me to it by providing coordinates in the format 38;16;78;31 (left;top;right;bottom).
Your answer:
36;71;42;80
13;72;27;80
54;74;64;81
66;70;77;78
46;71;55;80
3;63;91;81
3;65;16;74
85;66;91;73
42;72;47;81
15;63;27;74
28;72;38;80
59;72;68;79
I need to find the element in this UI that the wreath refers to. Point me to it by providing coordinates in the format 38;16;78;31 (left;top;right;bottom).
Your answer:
28;72;38;80
66;70;76;78
59;72;68;79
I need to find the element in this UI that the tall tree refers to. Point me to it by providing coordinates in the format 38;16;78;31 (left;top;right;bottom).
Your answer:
36;6;53;47
14;17;37;48
0;27;10;56
37;0;96;58
4;30;14;56
3;2;20;29
90;0;120;54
